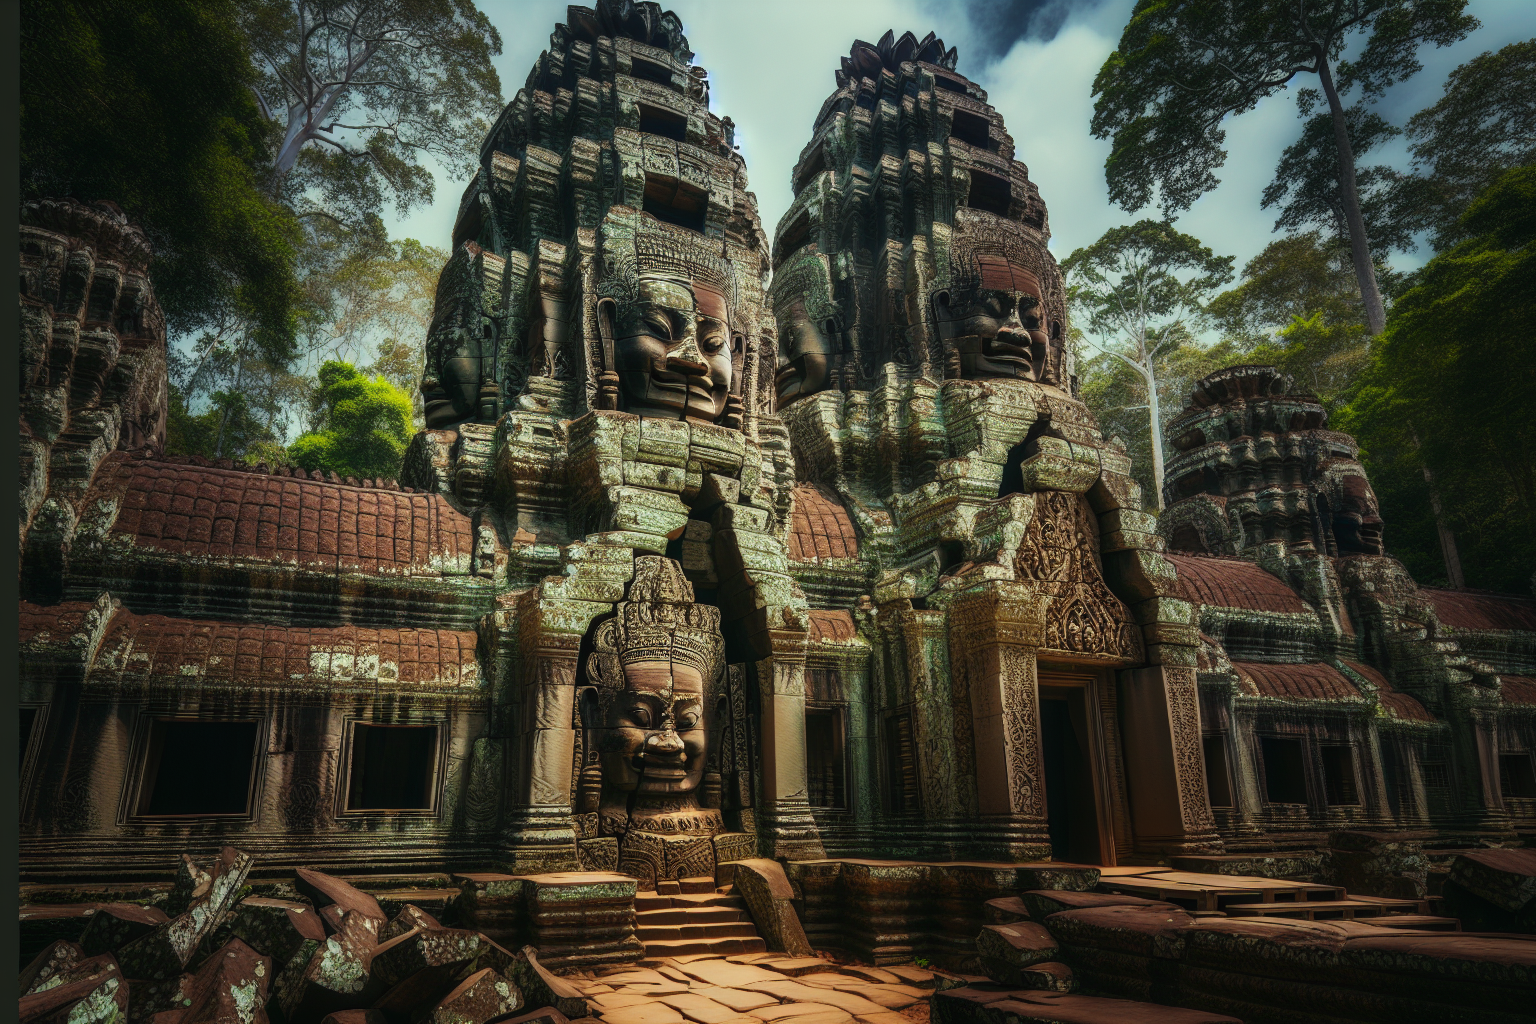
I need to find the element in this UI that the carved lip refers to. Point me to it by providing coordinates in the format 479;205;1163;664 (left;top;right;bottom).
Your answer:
651;372;717;402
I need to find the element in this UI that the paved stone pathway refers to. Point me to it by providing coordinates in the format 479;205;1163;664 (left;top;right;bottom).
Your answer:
561;953;940;1024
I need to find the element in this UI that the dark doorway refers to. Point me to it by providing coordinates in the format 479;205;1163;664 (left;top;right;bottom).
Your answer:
883;709;920;815
1038;684;1106;863
138;719;258;816
1204;734;1233;807
638;103;687;142
347;724;439;810
805;709;846;809
20;707;37;771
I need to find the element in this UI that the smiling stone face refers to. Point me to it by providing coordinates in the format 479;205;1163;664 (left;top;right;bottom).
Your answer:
599;662;707;797
774;296;836;406
935;256;1052;382
606;273;733;422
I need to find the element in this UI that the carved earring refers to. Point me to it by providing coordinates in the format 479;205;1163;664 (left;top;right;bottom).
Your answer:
578;762;603;813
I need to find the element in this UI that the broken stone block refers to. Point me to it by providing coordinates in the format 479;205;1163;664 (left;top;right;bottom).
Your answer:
731;860;813;957
425;968;521;1024
18;953;128;1024
220;898;326;966
296;869;388;926
1447;848;1536;913
116;848;254;981
982;898;1030;924
19;905;101;964
1325;830;1430;900
1020;890;1177;923
20;940;84;995
1012;962;1075;994
78;903;170;957
381;904;442;943
148;938;270;1024
322;904;383;942
371;927;484;988
453;875;525;946
478;944;586;1020
164;855;214;917
274;909;382;1022
975;922;1059;984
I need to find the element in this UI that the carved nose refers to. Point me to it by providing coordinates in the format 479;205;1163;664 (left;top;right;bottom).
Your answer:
646;727;685;758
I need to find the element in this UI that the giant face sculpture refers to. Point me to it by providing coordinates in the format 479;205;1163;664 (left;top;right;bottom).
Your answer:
935;255;1055;383
770;251;843;408
1330;473;1385;555
599;274;735;423
581;556;725;877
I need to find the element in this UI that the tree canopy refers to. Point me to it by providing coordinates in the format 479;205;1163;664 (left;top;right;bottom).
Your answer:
288;361;415;479
1064;220;1234;507
21;0;303;358
1336;165;1536;592
1091;0;1477;334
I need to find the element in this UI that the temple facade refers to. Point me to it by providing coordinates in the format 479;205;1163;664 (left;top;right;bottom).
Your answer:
17;4;1535;893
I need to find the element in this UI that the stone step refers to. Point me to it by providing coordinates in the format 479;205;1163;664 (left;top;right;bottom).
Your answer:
1363;914;1462;931
1346;893;1435;915
636;892;745;911
678;876;717;894
641;936;768;958
638;920;761;941
1225;898;1418;921
636;906;747;926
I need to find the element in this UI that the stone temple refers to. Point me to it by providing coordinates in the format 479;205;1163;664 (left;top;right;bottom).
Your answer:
16;6;1536;1023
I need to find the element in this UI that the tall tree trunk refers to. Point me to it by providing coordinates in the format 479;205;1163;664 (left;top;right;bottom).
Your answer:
1316;56;1387;335
1409;423;1465;588
1145;358;1165;511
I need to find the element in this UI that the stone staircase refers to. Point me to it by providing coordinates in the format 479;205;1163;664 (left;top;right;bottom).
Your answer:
634;876;768;957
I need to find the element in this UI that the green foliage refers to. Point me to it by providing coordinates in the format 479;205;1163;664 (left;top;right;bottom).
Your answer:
1404;40;1536;250
166;384;283;464
1207;232;1375;408
21;0;303;358
242;0;503;226
1337;166;1536;593
1091;0;1476;217
288;361;414;480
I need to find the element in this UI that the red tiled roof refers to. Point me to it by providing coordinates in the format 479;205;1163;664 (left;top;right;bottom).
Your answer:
19;601;102;645
92;456;478;574
788;484;858;561
1342;660;1435;723
1166;554;1311;614
1234;660;1361;701
1501;675;1536;706
1422;589;1536;633
89;610;481;690
808;609;857;643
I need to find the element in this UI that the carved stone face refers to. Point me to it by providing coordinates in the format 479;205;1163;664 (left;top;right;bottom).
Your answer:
607;274;732;422
1332;474;1384;555
775;297;835;406
598;662;707;796
424;352;485;428
935;258;1053;382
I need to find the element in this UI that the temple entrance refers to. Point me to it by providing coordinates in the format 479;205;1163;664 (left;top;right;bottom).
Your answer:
1038;672;1116;864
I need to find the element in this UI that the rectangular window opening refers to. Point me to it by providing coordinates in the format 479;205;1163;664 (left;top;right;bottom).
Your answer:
805;709;846;810
637;103;687;143
347;724;439;811
1321;745;1359;805
1501;753;1536;799
1260;736;1308;804
1421;761;1450;790
950;109;992;149
934;75;968;94
642;175;708;234
1204;734;1233;807
967;170;1012;217
631;58;675;88
138;719;258;816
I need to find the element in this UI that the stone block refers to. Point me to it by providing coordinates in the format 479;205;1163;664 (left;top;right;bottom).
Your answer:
371;926;485;988
151;938;270;1024
624;460;689;493
975;922;1059;983
1012;962;1076;993
1043;905;1193;961
17;953;126;1024
984;897;1031;924
1020;890;1175;923
731;859;813;957
713;503;770;533
220;897;327;965
117;847;254;981
426;967;523;1024
578;838;620;872
275;908;382;1022
382;904;444;943
295;868;387;926
21;940;84;995
77;902;168;956
1015;437;1101;494
1447;849;1536;913
1325;830;1430;901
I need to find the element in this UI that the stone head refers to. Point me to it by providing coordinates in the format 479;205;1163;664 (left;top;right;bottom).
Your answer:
597;225;741;424
584;557;723;800
1331;472;1384;555
935;254;1054;382
770;250;842;408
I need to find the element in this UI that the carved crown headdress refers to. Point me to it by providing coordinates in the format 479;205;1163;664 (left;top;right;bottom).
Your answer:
587;556;724;698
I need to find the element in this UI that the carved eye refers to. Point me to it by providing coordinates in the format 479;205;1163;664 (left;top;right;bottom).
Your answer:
628;706;652;728
643;312;673;338
698;327;726;355
676;710;700;730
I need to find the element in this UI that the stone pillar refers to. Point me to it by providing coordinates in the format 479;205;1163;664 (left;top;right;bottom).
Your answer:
1119;663;1223;855
949;583;1051;861
754;625;826;861
843;657;877;825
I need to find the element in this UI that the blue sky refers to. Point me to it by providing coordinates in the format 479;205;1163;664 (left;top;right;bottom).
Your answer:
386;0;1535;278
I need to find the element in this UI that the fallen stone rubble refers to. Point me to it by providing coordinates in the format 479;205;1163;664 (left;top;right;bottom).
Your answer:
945;888;1536;1024
16;848;574;1024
